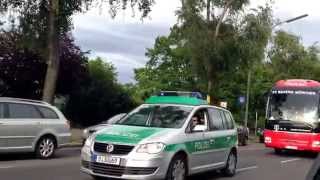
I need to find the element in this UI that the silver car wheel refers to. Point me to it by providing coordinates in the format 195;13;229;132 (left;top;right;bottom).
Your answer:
39;138;55;158
228;153;236;173
172;159;186;180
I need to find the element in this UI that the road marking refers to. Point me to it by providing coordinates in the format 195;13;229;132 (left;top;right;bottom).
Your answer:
239;147;267;151
236;166;258;172
281;158;300;164
0;166;14;169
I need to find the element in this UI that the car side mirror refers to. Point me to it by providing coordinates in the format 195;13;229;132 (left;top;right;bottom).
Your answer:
106;113;127;124
192;125;207;132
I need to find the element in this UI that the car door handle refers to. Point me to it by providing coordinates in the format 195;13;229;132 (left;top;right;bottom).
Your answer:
209;139;215;144
227;136;231;140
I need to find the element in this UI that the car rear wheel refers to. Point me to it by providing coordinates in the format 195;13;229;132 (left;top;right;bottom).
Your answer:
222;150;237;177
242;137;248;146
166;154;187;180
36;136;56;159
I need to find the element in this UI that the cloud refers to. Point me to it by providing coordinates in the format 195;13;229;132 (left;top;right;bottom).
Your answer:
89;52;145;83
72;0;180;83
72;0;320;83
73;23;170;58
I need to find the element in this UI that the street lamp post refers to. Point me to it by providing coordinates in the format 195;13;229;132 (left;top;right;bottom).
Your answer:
243;14;309;129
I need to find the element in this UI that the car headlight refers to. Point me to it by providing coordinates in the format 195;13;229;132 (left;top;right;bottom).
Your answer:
84;135;94;147
136;143;166;154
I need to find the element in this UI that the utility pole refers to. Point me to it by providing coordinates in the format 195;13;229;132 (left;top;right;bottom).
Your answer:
244;70;251;128
243;14;308;129
255;111;258;136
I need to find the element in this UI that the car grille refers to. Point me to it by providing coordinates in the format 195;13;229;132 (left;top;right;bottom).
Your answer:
93;142;134;155
91;162;125;176
125;167;158;175
91;162;157;176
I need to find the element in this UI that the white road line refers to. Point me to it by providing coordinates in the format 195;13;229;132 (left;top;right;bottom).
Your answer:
281;158;301;164
239;147;267;151
0;166;14;169
236;166;258;172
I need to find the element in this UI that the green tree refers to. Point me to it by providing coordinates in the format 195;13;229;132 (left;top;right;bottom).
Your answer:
134;26;198;99
268;31;320;80
177;0;271;103
66;57;135;126
0;0;155;103
134;2;273;126
0;29;88;99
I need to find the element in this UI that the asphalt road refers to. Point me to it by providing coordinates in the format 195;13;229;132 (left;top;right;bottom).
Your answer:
0;144;316;180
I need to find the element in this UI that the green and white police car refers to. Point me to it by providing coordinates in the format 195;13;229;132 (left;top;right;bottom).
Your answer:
81;95;238;180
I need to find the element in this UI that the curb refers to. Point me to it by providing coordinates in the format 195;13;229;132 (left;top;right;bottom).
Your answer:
64;143;83;148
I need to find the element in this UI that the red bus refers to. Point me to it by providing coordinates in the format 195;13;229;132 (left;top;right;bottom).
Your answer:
264;79;320;153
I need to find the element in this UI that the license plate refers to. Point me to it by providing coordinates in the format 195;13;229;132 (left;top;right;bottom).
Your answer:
285;146;298;150
95;155;120;165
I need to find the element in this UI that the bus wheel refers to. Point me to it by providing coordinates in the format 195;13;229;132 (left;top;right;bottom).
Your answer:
274;148;282;154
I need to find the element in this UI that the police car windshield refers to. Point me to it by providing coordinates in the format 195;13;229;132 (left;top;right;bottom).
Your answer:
116;104;193;128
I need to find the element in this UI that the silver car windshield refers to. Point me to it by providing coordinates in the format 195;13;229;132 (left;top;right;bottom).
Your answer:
116;104;193;128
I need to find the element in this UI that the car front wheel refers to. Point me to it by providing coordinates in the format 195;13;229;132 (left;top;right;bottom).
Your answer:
274;148;282;154
222;150;237;177
36;137;56;159
166;154;187;180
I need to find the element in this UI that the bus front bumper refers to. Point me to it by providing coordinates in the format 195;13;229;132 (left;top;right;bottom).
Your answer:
264;130;320;152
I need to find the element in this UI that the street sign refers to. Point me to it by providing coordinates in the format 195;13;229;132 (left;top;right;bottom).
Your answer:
239;96;245;104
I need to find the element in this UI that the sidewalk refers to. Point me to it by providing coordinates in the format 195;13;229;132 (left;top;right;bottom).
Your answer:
65;128;83;147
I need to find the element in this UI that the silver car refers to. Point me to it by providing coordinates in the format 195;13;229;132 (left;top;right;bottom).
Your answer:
81;95;238;180
0;97;71;159
82;113;127;144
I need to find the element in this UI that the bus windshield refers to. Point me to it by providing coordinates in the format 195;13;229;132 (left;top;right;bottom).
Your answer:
268;90;319;125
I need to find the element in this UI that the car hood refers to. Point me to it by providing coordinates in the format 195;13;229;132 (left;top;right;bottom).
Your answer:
87;124;110;132
94;125;173;145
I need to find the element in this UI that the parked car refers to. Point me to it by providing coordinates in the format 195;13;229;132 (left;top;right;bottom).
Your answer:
0;97;71;159
236;123;249;146
82;113;127;145
81;94;238;180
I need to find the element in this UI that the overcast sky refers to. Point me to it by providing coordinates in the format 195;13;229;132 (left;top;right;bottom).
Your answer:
72;0;320;83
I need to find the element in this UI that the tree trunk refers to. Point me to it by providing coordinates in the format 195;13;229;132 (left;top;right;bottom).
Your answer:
214;0;234;38
207;65;214;105
206;0;211;22
181;0;185;8
42;0;59;104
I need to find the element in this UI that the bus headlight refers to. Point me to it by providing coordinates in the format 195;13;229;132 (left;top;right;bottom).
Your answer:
265;137;272;143
312;141;320;147
136;143;165;154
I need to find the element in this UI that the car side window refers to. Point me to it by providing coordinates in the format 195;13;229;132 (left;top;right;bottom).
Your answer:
37;106;59;119
223;111;235;129
0;103;4;119
8;103;42;119
208;108;225;131
188;109;209;133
